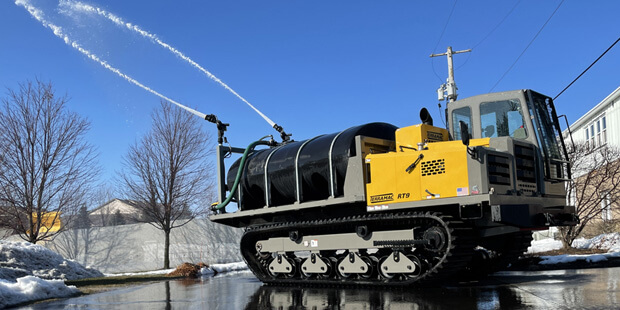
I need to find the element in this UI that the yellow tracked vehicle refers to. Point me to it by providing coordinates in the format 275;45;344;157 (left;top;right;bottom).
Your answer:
209;89;577;286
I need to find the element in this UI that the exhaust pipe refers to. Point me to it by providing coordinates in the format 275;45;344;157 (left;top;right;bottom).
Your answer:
420;108;433;126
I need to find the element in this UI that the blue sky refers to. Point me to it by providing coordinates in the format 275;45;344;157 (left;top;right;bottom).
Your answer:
1;0;619;185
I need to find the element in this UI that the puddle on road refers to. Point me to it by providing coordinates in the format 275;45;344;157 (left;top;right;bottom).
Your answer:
22;268;620;309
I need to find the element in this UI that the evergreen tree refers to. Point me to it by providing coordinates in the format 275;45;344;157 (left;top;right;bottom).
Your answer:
110;210;126;226
74;205;91;229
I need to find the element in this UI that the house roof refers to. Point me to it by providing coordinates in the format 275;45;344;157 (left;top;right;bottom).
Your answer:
568;86;620;131
89;198;145;215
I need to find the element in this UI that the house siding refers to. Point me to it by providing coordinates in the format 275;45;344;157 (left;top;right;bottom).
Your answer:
566;87;620;148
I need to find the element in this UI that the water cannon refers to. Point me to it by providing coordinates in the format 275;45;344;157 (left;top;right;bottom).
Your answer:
273;124;292;143
205;114;229;145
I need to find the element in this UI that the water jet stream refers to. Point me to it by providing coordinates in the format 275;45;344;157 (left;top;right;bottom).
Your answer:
15;0;207;120
60;0;277;128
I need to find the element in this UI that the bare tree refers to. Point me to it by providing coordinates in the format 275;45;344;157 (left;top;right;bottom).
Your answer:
558;142;620;248
119;101;214;268
0;138;14;237
0;79;99;244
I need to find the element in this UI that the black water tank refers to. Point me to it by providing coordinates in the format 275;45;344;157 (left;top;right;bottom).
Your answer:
227;123;397;210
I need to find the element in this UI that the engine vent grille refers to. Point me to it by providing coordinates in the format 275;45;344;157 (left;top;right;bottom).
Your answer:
421;159;445;176
518;183;537;194
487;154;511;185
514;144;537;183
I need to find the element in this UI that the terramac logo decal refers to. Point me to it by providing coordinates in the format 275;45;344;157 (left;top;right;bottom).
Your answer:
427;131;444;141
370;193;394;204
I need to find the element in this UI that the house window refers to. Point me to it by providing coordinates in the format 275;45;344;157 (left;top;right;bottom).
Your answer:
597;120;601;146
590;124;596;147
586;127;590;148
601;191;612;221
602;116;607;145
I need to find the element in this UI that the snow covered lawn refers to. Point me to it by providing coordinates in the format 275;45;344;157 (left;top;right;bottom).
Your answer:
527;233;620;266
538;252;620;265
103;262;248;277
103;268;176;277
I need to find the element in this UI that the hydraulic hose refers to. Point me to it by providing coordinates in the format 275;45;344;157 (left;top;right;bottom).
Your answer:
212;136;273;211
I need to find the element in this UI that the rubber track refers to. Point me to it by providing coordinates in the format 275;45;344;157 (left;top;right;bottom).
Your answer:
462;230;534;278
494;231;534;269
240;212;478;287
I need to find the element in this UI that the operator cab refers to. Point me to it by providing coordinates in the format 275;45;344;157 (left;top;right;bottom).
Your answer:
448;89;570;183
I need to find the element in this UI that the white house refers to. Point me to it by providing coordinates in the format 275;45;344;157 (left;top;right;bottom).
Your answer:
89;199;146;226
533;87;620;240
564;86;620;149
89;198;193;226
561;86;620;234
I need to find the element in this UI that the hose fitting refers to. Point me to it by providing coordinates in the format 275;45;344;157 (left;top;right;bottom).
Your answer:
211;136;273;212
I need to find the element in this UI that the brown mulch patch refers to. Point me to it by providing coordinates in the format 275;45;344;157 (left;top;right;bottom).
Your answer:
166;262;211;278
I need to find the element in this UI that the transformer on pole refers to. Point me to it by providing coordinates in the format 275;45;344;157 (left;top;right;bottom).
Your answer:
430;46;471;103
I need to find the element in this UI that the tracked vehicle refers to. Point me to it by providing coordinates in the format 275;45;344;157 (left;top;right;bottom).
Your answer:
209;89;577;286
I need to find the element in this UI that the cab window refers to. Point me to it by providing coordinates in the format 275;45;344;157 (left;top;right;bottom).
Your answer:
480;99;527;139
452;107;471;140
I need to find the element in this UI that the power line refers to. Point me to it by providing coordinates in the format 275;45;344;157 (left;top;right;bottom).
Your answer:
457;0;522;70
431;0;458;83
489;0;564;92
554;36;620;100
473;0;522;50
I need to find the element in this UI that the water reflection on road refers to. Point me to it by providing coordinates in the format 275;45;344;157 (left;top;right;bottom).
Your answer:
25;268;620;309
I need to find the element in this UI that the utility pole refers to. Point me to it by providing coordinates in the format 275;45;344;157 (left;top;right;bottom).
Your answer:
430;46;471;103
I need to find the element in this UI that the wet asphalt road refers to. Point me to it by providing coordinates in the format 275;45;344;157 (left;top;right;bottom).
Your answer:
22;267;620;309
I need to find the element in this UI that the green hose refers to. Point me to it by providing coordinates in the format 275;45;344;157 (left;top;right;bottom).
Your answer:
212;136;272;211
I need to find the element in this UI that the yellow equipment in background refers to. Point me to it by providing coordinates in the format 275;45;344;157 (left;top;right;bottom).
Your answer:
29;212;62;235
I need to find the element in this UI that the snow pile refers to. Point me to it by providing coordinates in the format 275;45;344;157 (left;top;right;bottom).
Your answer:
527;238;563;254
0;240;103;307
528;233;620;254
200;262;248;275
527;233;620;266
0;240;103;281
539;252;620;265
572;233;620;252
0;276;79;308
212;262;248;273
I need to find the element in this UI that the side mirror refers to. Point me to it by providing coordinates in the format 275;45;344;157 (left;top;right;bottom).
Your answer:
459;121;470;146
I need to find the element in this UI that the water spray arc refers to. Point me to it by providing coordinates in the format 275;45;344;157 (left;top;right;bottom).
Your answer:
59;0;290;142
15;0;214;124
